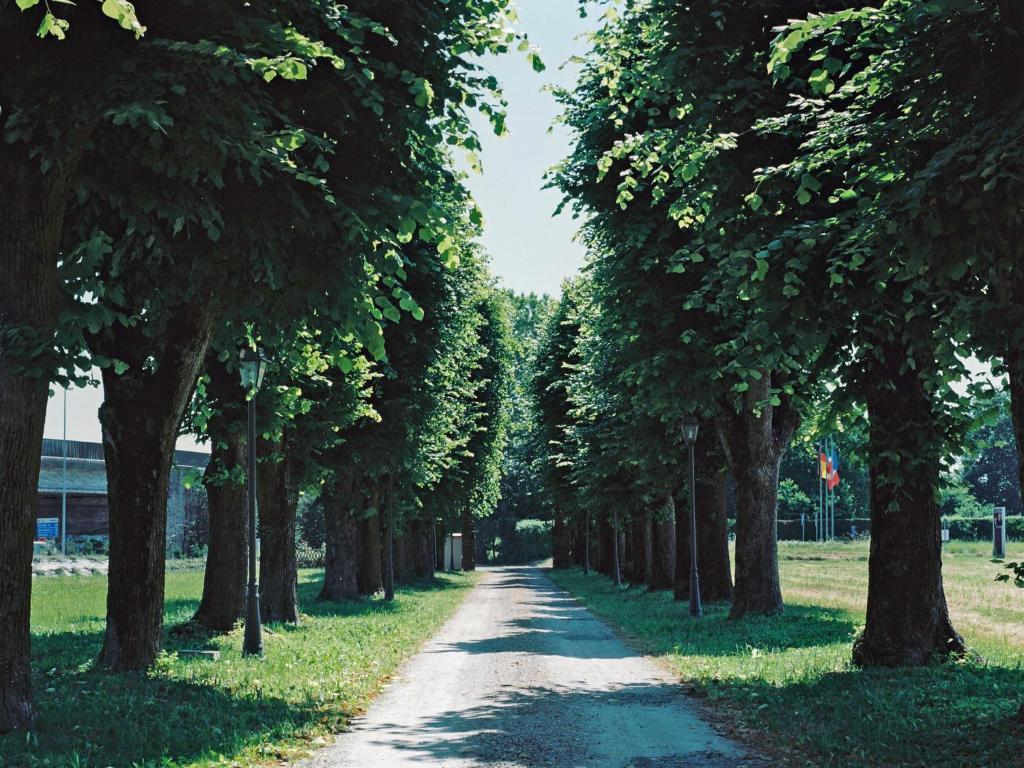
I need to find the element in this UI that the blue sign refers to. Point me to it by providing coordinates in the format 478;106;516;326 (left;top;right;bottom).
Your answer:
36;518;59;540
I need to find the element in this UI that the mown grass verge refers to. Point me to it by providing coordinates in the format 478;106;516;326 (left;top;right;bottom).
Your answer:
2;569;477;767
548;540;1024;768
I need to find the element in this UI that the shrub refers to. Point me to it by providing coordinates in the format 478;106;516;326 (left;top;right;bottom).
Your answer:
504;519;552;563
295;539;326;568
297;492;325;548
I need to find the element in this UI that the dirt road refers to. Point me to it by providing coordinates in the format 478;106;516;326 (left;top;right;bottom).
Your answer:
303;566;757;767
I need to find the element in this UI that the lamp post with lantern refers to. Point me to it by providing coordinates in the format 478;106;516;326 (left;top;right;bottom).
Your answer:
682;415;703;618
239;345;270;657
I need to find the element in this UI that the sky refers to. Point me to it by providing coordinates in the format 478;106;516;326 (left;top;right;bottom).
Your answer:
42;0;594;451
462;0;595;297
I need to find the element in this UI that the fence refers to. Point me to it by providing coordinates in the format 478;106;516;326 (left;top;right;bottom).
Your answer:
775;516;1024;541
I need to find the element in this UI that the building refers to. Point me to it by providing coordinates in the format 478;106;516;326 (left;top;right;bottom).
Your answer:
36;438;210;555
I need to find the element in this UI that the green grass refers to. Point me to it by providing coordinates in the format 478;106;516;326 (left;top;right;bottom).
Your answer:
549;540;1024;768
2;569;477;768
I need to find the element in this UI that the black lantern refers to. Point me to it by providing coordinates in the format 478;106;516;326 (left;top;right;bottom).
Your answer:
239;346;270;393
682;415;699;445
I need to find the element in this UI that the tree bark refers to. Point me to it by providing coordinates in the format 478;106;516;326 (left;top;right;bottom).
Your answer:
258;436;300;624
192;429;247;630
358;488;383;595
382;479;396;599
852;340;966;666
434;521;445;572
598;515;613;575
649;494;676;591
0;138;83;730
583;512;591;575
641;515;654;586
319;476;359;602
676;460;734;603
717;372;799;619
552;514;572;568
409;520;433;579
461;507;477;572
192;357;248;630
98;306;214;670
610;509;622;586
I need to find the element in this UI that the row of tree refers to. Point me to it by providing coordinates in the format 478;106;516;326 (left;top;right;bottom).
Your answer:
536;0;1023;668
0;0;521;733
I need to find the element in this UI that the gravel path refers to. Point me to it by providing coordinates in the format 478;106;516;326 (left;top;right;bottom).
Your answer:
303;566;759;768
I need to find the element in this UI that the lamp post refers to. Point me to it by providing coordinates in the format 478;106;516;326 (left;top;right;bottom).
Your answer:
239;345;269;657
682;415;702;618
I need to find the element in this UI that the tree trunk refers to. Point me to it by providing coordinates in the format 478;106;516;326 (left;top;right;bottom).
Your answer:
583;512;591;575
461;507;476;572
193;430;247;630
358;488;383;595
382;479;396;600
434;521;445;572
409;520;432;579
0;144;80;730
552;515;572;568
98;307;214;670
319;476;359;601
641;515;654;586
676;460;733;603
649;494;676;591
394;533;410;585
192;357;248;630
258;436;299;624
716;372;799;619
852;340;965;666
611;509;622;586
598;515;613;575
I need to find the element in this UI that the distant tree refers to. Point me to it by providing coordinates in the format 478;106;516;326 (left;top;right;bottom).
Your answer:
962;392;1023;517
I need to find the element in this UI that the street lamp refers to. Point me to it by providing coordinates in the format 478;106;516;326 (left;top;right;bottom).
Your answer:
682;415;703;618
240;345;270;657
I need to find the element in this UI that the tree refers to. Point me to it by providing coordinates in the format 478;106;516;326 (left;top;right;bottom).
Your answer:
962;391;1022;517
552;0;839;616
0;1;143;730
1;0;532;697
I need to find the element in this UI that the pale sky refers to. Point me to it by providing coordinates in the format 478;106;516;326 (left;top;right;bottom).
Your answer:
463;0;593;297
43;0;593;451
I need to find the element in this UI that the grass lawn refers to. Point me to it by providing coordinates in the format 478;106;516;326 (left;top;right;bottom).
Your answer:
548;540;1024;768
1;568;477;768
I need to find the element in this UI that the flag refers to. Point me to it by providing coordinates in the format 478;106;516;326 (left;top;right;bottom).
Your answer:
827;448;841;490
819;450;828;480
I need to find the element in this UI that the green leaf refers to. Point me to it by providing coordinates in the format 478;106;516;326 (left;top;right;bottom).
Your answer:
16;0;39;11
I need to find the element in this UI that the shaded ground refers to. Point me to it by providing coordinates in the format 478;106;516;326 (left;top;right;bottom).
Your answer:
549;542;1024;768
2;569;475;767
303;567;759;768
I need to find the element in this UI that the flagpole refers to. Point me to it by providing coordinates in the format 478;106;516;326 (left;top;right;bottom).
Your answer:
824;436;830;542
829;435;835;541
827;438;835;540
817;443;823;543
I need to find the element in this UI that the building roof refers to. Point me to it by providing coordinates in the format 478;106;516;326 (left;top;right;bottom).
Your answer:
41;438;210;468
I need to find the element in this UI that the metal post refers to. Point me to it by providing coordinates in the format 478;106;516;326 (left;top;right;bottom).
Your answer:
817;444;823;542
823;436;831;544
242;395;263;657
61;386;68;556
688;440;703;618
